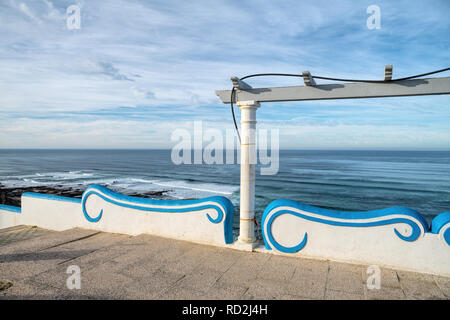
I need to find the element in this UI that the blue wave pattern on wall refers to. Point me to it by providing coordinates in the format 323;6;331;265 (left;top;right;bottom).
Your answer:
22;192;82;204
0;204;21;213
82;184;235;244
431;211;450;245
261;199;434;253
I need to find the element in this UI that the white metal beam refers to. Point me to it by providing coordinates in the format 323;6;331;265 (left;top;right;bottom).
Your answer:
216;76;450;104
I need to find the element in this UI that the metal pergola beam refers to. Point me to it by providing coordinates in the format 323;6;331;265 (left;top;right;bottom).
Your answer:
216;76;450;104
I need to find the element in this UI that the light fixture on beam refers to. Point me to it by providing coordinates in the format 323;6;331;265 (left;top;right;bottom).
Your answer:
302;71;316;86
384;65;393;81
231;77;252;90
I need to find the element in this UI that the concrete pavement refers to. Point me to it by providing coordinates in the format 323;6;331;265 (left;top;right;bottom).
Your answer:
0;226;448;300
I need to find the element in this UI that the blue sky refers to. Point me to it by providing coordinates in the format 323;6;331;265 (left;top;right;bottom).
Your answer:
0;0;449;149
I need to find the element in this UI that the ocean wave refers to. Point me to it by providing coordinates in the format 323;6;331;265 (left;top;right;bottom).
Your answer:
130;178;155;184
149;180;239;196
0;171;97;189
127;178;239;195
48;171;95;180
1;172;239;199
22;178;39;184
0;178;49;188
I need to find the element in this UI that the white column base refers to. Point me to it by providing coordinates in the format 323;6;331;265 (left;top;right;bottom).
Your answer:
230;240;260;252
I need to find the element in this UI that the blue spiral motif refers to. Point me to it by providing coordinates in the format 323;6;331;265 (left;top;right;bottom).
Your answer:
82;190;104;222
444;228;450;246
82;185;225;223
431;211;450;246
262;199;428;253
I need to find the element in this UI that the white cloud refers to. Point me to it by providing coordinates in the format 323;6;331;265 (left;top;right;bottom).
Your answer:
0;115;449;150
18;2;42;24
43;0;67;21
0;0;449;148
131;86;155;99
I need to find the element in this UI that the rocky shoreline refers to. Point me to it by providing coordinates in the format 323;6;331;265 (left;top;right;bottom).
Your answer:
0;184;170;208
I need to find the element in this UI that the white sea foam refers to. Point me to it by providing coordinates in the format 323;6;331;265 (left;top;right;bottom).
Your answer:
19;171;96;181
0;170;98;189
22;178;39;184
129;177;239;197
149;180;239;196
1;171;239;200
50;171;94;179
0;178;47;188
130;178;156;184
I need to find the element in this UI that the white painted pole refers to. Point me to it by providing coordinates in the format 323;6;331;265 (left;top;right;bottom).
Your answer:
237;100;260;245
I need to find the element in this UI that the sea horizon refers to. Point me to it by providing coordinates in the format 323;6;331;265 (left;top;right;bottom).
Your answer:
2;148;450;151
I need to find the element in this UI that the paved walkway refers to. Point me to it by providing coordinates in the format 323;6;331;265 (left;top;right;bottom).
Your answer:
0;226;449;300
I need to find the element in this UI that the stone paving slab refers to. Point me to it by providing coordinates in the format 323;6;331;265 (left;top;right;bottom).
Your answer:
0;226;53;247
0;226;449;300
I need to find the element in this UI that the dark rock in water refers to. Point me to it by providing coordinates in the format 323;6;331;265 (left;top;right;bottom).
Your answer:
0;184;172;208
0;191;6;205
130;190;170;198
0;185;82;207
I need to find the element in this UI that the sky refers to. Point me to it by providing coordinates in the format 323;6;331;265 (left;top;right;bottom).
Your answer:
0;0;449;150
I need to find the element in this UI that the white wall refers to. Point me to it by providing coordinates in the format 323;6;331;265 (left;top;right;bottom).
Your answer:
2;185;234;247
262;201;450;277
0;205;20;229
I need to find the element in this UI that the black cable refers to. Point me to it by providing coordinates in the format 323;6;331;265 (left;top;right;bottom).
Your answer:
230;87;241;143
314;67;450;83
231;74;305;143
230;67;450;143
241;73;303;80
313;76;384;83
237;67;450;83
385;67;450;81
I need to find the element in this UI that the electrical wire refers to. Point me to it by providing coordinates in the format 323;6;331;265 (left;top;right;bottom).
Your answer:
230;67;450;141
314;67;450;83
241;73;304;81
230;87;241;143
383;67;450;81
231;73;308;143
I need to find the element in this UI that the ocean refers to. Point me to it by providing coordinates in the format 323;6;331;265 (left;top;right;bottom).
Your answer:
0;149;449;228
